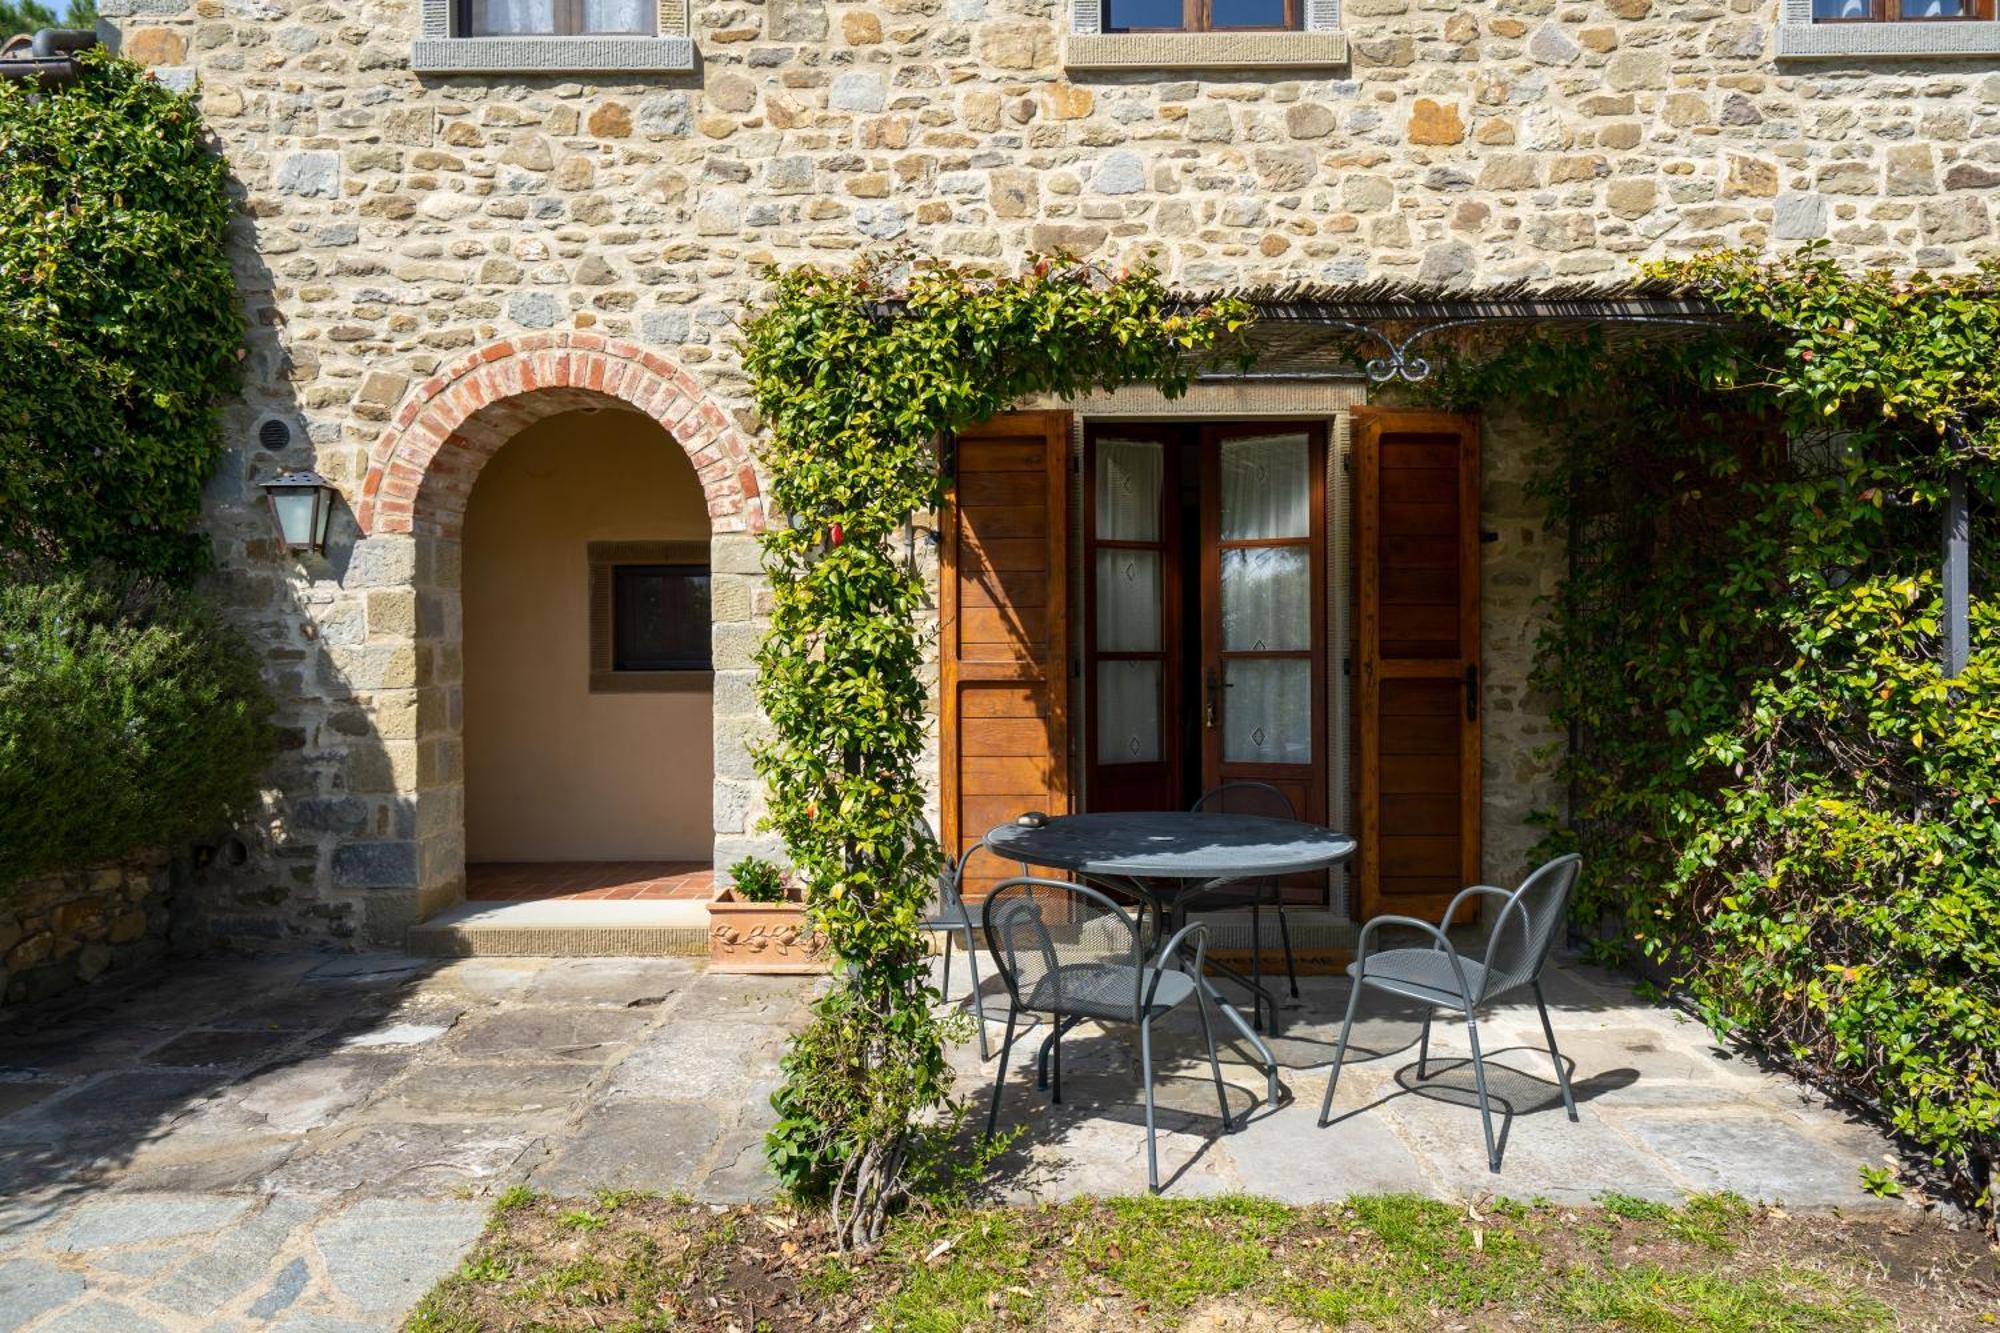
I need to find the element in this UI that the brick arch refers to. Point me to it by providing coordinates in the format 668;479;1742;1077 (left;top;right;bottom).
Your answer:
356;332;762;538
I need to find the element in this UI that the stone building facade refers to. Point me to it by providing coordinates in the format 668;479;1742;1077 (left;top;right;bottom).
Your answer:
99;0;2000;946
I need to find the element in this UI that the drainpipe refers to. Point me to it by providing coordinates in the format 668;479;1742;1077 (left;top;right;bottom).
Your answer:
0;29;99;87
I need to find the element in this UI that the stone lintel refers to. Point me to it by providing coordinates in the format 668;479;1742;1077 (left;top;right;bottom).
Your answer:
1062;31;1349;71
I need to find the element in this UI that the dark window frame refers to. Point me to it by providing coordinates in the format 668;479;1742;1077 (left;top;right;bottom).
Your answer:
456;0;657;37
612;563;711;672
588;541;712;694
1812;0;1995;20
1102;0;1301;34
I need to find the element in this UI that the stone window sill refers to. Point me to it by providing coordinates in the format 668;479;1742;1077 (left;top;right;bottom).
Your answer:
1775;20;2000;57
410;35;695;74
1063;31;1349;70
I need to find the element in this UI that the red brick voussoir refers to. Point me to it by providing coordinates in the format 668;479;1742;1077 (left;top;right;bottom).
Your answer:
356;334;763;539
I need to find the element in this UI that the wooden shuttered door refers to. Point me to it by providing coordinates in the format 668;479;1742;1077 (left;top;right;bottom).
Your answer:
1353;408;1482;922
940;411;1072;900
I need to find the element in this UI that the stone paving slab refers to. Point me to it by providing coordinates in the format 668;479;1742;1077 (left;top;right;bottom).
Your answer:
0;948;1919;1332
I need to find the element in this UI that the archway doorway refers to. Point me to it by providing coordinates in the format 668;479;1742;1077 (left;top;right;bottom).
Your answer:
460;405;716;906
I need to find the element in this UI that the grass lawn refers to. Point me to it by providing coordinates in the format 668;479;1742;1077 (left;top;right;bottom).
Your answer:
405;1189;1995;1331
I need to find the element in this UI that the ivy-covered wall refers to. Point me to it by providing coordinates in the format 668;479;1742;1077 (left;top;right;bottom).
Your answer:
1435;249;2000;1216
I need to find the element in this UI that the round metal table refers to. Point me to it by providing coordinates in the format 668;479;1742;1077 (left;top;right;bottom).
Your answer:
985;812;1358;1105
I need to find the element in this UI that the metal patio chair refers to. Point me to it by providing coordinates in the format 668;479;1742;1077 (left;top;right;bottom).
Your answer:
1317;853;1583;1171
919;819;1023;1061
1181;781;1302;1030
981;876;1233;1193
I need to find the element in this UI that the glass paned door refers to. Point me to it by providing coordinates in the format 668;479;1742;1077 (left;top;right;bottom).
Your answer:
1085;433;1182;812
1202;426;1327;833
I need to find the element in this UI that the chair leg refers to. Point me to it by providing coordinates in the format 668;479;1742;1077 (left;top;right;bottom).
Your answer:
1533;980;1579;1123
939;929;954;1005
1195;989;1232;1132
1416;1007;1434;1080
985;1009;1018;1142
1277;905;1299;1000
1051;1010;1062;1104
1250;901;1266;1033
1139;1014;1160;1193
1465;1013;1500;1171
1317;974;1367;1127
963;926;991;1062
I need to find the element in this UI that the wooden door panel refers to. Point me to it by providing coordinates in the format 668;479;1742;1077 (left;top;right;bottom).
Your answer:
1355;408;1482;922
959;718;1054;756
961;687;1041;718
942;411;1071;886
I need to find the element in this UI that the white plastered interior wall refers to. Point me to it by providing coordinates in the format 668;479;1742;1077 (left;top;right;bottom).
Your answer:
1051;382;1368;919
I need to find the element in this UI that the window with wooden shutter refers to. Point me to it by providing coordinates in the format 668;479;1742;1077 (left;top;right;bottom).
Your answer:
940;411;1073;900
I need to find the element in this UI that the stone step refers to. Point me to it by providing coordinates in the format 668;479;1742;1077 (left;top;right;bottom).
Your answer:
406;899;712;958
406;901;1369;965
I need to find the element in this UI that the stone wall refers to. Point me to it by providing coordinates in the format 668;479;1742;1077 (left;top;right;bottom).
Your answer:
112;0;2000;941
0;857;177;1013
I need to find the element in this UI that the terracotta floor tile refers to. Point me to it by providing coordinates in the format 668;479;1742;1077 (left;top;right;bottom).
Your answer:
466;861;714;903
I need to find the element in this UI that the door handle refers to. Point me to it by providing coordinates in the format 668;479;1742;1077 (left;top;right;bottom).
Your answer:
1205;668;1220;730
1464;664;1479;723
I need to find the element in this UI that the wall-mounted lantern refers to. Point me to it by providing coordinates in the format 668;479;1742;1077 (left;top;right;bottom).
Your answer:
260;470;338;555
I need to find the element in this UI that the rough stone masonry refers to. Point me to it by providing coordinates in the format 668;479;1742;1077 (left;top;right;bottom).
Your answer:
100;0;1999;944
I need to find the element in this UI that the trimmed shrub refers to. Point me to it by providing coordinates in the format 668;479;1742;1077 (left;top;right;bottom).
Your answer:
0;569;276;892
0;49;241;580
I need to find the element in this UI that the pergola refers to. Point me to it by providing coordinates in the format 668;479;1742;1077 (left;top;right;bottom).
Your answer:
1183;278;1972;678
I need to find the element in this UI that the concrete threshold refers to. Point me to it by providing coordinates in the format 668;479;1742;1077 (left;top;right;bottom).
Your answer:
407;898;712;958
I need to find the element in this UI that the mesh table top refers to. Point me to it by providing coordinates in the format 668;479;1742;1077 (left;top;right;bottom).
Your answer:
984;812;1357;881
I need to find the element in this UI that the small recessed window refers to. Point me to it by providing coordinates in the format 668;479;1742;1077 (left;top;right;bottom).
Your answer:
589;541;711;693
461;0;655;35
613;564;710;672
1105;0;1298;31
1812;0;1993;18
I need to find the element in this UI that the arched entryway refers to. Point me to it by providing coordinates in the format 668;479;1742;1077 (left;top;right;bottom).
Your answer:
460;407;715;899
355;335;762;924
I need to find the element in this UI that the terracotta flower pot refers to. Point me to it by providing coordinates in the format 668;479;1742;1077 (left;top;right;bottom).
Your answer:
706;885;829;974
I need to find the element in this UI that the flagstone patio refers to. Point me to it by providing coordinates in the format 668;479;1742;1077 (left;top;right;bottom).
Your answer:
0;949;1912;1332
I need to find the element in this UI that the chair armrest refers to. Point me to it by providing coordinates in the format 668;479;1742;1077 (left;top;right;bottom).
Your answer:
1144;921;1209;1011
1440;883;1511;930
1355;914;1476;1002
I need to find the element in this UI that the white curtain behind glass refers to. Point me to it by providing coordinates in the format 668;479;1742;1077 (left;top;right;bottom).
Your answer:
1221;548;1309;651
583;0;652;30
1224;660;1312;764
1220;434;1310;540
1097;661;1162;764
1095;551;1161;653
1095;439;1163;541
472;0;556;33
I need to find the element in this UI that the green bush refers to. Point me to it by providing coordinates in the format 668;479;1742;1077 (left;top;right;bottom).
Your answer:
727;855;788;904
0;49;241;579
1433;247;2000;1220
0;569;277;891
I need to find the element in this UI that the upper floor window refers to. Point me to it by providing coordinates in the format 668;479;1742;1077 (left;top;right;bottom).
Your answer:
1812;0;1994;17
414;0;693;70
463;0;656;35
1104;0;1299;32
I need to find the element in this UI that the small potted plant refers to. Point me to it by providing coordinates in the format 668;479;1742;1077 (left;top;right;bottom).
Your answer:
706;856;828;974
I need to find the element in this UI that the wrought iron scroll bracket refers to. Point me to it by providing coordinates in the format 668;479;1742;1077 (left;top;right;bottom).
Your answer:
1309;315;1729;384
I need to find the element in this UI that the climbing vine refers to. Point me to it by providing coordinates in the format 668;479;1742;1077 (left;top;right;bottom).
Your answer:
741;256;1247;1248
0;49;241;580
1431;245;2000;1219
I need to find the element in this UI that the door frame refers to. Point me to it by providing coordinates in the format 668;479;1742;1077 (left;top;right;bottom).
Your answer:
1351;406;1482;922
